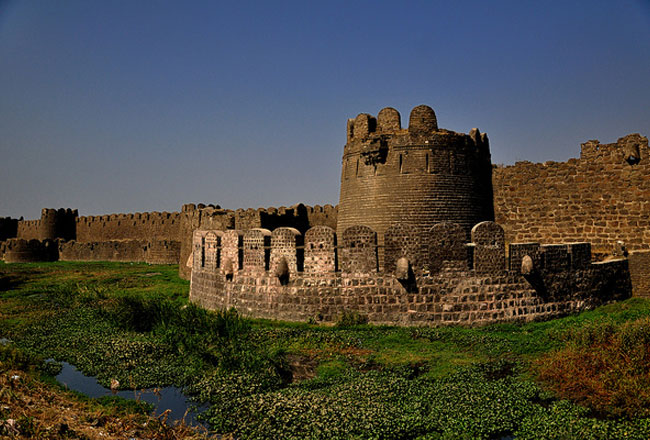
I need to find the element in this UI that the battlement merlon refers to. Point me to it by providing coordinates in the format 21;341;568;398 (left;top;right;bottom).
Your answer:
344;105;491;160
580;133;648;165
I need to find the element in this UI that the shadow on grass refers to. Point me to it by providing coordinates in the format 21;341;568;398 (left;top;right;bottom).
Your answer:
0;275;25;292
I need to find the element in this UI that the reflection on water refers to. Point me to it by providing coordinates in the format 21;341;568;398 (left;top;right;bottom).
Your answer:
54;361;208;428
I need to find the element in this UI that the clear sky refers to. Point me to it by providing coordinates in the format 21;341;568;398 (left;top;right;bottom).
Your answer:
1;0;649;220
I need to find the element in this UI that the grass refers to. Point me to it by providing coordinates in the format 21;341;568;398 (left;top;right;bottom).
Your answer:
1;260;650;439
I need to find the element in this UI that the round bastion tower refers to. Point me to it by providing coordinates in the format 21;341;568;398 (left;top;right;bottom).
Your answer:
337;105;495;264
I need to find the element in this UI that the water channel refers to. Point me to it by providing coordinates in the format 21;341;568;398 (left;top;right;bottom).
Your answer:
53;361;209;429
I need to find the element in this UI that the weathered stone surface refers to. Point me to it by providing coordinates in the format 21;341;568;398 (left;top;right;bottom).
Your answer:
493;133;650;254
429;222;468;273
338;105;494;270
339;225;378;274
188;219;634;326
629;250;650;298
304;226;337;274
471;221;506;274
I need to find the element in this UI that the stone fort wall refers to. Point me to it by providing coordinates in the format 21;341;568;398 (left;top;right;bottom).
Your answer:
1;204;337;267
59;239;180;264
178;203;337;279
16;220;41;240
629;251;650;299
493;133;650;254
75;211;181;242
189;221;632;326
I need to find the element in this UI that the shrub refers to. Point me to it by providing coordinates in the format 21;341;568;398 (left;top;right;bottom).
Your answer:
335;310;369;327
536;317;650;418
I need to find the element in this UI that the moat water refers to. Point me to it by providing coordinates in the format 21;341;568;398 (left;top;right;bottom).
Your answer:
53;361;209;429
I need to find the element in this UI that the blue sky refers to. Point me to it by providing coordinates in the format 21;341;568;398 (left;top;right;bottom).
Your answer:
1;0;649;219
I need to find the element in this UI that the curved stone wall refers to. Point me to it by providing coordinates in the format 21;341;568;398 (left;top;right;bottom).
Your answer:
337;105;494;266
3;239;58;263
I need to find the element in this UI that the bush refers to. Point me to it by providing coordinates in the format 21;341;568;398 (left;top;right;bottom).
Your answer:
536;317;650;418
335;310;369;327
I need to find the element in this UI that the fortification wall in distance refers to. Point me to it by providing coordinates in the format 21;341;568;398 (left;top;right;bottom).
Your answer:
16;220;41;240
40;208;78;240
59;239;180;264
75;211;182;243
493;133;650;253
3;239;59;263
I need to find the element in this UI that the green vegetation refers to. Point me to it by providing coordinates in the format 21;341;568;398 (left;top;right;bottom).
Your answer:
1;261;650;439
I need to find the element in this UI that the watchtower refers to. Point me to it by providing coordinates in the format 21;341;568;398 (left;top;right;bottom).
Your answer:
39;208;78;241
337;105;495;266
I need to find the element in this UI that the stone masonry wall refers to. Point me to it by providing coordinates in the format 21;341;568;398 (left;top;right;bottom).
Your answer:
338;106;494;267
75;211;182;243
190;260;630;326
59;239;180;264
3;239;58;263
189;221;633;326
629;250;650;298
17;220;41;240
493;134;650;253
179;203;337;280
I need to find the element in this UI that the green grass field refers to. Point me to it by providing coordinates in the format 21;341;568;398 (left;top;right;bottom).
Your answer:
1;261;650;439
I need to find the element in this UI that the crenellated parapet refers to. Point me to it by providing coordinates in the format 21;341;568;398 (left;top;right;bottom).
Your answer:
343;105;490;170
179;203;338;280
16;219;41;240
190;221;608;282
189;220;632;326
580;133;648;165
76;210;181;243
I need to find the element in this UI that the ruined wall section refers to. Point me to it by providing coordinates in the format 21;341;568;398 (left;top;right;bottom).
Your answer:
3;239;58;263
75;211;181;243
493;134;650;253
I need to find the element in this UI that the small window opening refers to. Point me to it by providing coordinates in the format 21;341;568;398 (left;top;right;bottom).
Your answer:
201;237;205;268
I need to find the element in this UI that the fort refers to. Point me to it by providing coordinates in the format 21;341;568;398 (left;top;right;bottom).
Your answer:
1;105;649;325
